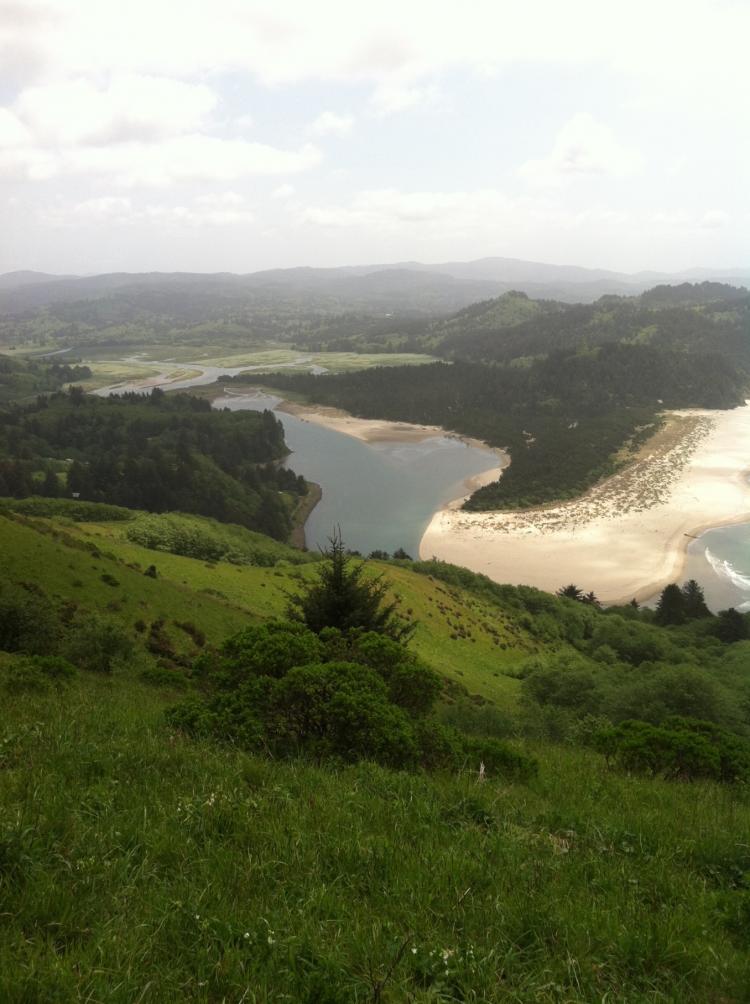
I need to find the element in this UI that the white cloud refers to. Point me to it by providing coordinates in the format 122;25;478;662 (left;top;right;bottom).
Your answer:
300;187;638;239
652;208;729;231
0;135;322;185
368;82;439;117
699;210;729;230
272;183;296;200
15;75;218;145
4;0;748;116
0;108;30;147
307;111;354;136
518;113;643;188
42;192;255;227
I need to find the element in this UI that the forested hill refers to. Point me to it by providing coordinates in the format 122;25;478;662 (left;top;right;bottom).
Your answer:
307;281;745;362
257;345;745;510
432;283;750;366
0;387;307;539
0;352;92;404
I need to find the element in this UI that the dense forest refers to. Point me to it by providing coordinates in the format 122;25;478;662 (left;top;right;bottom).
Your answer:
0;387;306;539
0;351;92;404
255;341;745;509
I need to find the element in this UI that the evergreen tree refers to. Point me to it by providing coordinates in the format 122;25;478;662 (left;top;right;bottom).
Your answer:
558;584;584;602
655;583;687;625
681;579;711;619
41;468;60;498
287;529;414;641
715;607;748;643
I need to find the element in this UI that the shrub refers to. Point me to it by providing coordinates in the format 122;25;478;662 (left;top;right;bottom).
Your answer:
139;666;189;690
270;661;418;768
174;621;206;647
65;614;134;673
462;737;539;782
2;655;76;694
220;621;324;682
595;718;750;783
414;721;465;771
0;580;60;655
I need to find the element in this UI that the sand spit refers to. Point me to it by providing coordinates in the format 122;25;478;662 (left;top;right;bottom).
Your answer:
419;405;750;604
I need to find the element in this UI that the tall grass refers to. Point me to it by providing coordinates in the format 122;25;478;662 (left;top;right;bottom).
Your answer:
1;668;748;1002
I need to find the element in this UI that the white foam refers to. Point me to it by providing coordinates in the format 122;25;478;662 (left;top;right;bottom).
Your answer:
704;547;750;593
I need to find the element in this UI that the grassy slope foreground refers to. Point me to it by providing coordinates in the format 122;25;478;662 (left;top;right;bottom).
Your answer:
1;505;750;1001
3;677;749;1003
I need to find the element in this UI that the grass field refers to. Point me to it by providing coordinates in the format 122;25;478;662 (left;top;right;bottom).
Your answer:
1;665;748;1002
0;507;529;706
63;513;531;707
72;347;438;390
2;505;750;1001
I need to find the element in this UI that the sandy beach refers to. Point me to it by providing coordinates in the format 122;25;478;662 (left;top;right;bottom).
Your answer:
419;404;750;604
277;399;487;448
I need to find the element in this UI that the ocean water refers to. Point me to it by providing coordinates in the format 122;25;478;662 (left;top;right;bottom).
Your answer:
683;523;750;613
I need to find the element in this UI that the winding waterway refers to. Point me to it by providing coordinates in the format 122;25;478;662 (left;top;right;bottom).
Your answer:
217;390;500;556
95;364;501;557
94;360;750;598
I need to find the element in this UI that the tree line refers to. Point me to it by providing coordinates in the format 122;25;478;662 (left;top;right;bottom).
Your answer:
0;387;307;540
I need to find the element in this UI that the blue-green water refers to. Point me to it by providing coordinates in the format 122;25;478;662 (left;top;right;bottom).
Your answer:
217;391;500;556
683;524;750;613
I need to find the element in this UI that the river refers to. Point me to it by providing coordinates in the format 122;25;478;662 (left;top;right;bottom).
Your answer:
217;390;499;556
95;363;501;556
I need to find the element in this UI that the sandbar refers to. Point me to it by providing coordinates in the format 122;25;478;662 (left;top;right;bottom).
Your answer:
419;405;750;604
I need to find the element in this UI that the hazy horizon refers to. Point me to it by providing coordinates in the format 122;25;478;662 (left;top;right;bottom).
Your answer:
1;1;748;276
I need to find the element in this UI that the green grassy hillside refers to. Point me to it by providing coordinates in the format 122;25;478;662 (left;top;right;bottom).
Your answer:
1;505;531;706
2;661;749;1002
2;502;750;1001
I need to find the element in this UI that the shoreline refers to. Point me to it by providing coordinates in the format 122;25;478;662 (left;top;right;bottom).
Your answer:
275;397;508;511
419;405;750;604
289;482;322;550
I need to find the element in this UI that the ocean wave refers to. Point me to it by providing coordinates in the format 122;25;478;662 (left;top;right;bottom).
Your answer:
704;547;750;594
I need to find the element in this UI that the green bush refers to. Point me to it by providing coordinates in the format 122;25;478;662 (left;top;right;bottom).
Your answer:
65;614;134;673
139;666;189;690
270;661;417;767
413;720;465;771
463;736;539;782
168;619;535;780
2;654;77;694
0;580;60;655
595;718;750;783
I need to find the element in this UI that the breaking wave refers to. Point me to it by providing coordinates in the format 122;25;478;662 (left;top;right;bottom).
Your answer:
704;547;750;610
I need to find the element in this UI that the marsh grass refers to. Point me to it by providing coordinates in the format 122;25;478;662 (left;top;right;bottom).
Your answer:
1;667;748;1002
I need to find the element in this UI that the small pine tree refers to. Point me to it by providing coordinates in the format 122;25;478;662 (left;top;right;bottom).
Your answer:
558;584;583;602
287;529;414;641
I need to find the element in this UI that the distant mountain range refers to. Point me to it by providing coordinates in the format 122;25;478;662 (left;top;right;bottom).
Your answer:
0;257;747;315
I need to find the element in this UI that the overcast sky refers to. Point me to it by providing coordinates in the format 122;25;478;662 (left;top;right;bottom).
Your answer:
1;0;748;276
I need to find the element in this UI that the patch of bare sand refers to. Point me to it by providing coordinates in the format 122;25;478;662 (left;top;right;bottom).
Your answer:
419;406;750;604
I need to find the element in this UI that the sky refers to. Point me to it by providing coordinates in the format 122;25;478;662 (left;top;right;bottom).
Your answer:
0;0;748;276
